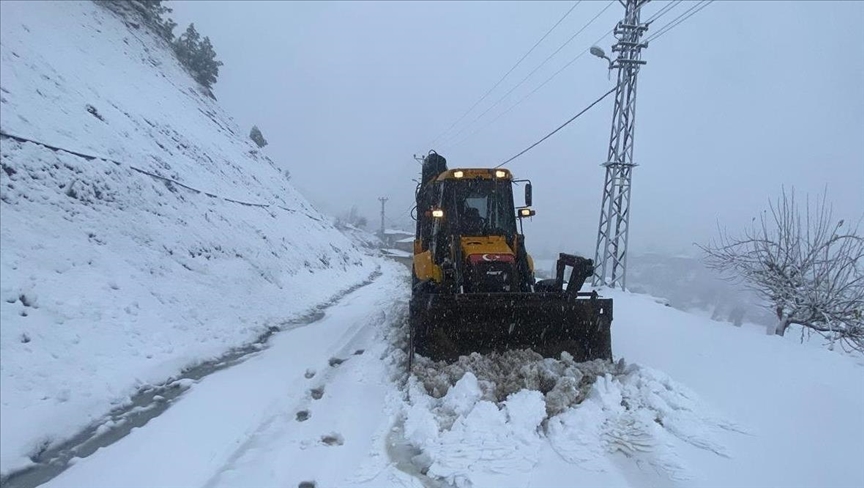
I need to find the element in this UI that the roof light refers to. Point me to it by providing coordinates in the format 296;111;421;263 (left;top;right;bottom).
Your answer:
518;208;536;218
495;170;508;178
453;170;464;178
432;209;444;218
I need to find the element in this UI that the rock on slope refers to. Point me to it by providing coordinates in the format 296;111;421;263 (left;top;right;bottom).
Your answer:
0;0;375;474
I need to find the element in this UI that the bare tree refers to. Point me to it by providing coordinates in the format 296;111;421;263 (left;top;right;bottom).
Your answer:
700;188;864;352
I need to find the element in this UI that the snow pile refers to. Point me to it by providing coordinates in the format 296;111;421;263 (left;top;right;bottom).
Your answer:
404;373;548;488
400;347;744;487
0;0;375;475
412;350;611;416
545;364;744;481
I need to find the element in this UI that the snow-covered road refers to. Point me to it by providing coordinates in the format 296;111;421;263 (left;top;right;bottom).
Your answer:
15;261;864;488
40;261;413;488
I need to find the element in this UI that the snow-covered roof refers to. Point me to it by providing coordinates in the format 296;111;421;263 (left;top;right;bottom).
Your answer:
381;248;412;258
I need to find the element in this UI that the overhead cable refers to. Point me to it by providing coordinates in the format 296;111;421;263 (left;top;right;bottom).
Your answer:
644;0;683;25
428;1;582;148
646;0;714;43
494;84;618;168
439;0;616;149
449;28;616;149
445;0;665;150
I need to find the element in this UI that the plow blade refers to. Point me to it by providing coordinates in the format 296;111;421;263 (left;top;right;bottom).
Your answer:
409;292;612;363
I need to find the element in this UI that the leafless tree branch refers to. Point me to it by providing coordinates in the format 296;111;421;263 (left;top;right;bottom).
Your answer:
698;187;864;352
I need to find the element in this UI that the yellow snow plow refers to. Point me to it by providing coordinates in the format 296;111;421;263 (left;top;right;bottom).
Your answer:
408;151;613;365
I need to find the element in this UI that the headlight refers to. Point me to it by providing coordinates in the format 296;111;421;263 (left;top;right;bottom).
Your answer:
432;209;445;218
453;170;464;178
495;170;507;178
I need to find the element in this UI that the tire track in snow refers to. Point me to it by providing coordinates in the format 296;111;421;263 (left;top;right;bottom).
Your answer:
199;287;407;488
200;308;383;488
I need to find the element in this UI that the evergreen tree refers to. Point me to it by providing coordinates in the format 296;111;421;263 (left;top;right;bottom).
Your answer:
158;17;177;42
250;125;268;148
131;0;175;41
138;0;172;20
191;36;223;89
174;23;200;68
173;24;222;89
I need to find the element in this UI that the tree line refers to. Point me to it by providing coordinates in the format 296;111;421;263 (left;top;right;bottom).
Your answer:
102;0;222;91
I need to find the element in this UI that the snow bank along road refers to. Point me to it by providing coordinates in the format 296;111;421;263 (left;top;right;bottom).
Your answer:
17;259;864;488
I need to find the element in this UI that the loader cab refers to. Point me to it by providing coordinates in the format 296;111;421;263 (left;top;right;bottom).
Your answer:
419;169;534;293
416;169;518;249
443;176;517;239
424;170;518;253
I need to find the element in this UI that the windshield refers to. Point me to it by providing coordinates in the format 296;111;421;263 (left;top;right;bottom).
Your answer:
443;179;516;236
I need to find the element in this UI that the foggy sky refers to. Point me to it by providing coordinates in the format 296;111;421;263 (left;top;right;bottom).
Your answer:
170;1;864;258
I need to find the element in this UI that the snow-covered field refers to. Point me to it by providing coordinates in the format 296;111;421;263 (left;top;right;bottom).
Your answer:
0;0;374;475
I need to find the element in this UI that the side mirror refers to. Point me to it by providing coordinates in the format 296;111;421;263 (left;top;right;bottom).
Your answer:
525;182;533;207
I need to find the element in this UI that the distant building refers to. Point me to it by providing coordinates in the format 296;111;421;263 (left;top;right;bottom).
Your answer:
378;228;413;248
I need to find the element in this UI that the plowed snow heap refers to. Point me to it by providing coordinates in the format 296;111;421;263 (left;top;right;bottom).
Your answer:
408;151;613;365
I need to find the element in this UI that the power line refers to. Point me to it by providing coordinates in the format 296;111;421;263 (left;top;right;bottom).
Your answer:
646;0;714;43
645;0;683;25
445;0;665;150
439;1;617;149
428;1;582;148
394;92;614;221
485;0;681;137
494;84;618;168
450;28;616;149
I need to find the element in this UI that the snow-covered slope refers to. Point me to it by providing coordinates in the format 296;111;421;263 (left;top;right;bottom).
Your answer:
0;0;377;475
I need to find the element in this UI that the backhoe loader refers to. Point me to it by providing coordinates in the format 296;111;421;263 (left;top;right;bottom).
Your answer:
409;151;613;365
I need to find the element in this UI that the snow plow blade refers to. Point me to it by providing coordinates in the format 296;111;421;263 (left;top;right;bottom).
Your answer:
409;292;612;363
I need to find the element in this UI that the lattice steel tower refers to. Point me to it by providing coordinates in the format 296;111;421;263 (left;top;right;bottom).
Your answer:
593;0;649;289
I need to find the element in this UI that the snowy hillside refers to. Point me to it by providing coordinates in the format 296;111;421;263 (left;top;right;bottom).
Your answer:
0;0;377;475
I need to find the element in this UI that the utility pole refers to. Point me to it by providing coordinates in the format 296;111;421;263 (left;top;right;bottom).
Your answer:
592;0;649;290
378;197;389;237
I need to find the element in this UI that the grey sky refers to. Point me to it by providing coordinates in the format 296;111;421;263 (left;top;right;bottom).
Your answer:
170;1;864;258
